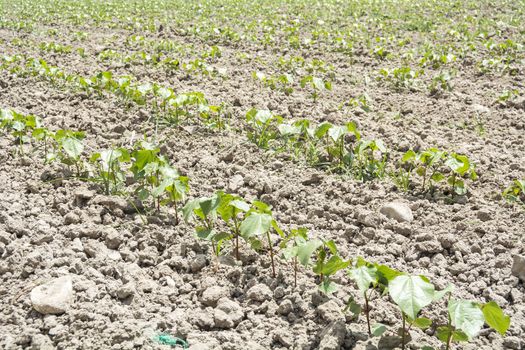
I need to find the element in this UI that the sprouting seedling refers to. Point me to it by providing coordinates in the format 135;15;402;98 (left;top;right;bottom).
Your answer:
401;148;446;192
245;108;282;149
503;179;525;206
347;258;399;336
434;288;510;350
183;194;227;262
279;228;322;287
32;126;54;161
352;139;388;181
312;240;350;295
445;153;477;196
89;148;130;195
150;165;189;225
388;274;439;350
130;141;163;208
216;192;250;260
52;129;86;176
300;75;332;102
240;200;283;278
314;121;361;171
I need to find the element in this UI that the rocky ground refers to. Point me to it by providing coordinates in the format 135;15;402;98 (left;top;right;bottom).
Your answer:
0;1;524;349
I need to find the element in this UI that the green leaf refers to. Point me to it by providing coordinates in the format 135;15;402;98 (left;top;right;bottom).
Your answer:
61;137;84;159
448;299;485;340
240;213;272;239
389;275;435;320
375;264;403;284
433;284;454;301
371;323;387;337
413;317;432;329
343;296;361;318
182;198;201;222
319;279;337;295
482;301;510;335
349;265;377;294
296;239;323;266
321;256;350;276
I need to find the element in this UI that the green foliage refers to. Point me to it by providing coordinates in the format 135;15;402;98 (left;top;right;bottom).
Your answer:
503;179;525;205
313;240;350;294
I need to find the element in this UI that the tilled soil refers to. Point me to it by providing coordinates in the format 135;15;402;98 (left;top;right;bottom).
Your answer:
0;1;524;350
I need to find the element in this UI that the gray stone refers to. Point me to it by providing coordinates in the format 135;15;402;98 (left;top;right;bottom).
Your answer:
318;320;346;350
511;255;525;282
318;300;343;322
116;283;135;299
228;174;244;192
201;286;228;307
31;276;73;314
277;299;293;315
191;254;207;272
105;227;122;249
380;202;414;223
247;283;272;302
216;297;243;325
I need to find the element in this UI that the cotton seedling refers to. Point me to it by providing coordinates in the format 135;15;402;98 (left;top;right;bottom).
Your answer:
151;165;189;225
89;148;131;195
314;121;361;171
300;75;332;102
279;228;322;287
400;148;447;192
312;240;350;295
347;258;402;336
429;71;454;94
240;200;283;277
445;153;477;196
378;67;421;90
388;274;440;350
183;194;227;260
502;179;525;206
216;192;250;260
51;129;86;176
245;108;282;149
430;287;510;350
352;139;388;181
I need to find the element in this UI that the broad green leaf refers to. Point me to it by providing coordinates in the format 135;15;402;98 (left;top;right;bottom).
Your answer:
343;296;361;318
321;256;350;276
371;323;387;337
448;299;485;340
61;137;83;159
482;301;510;335
240;213;272;238
296;239;323;266
413;317;432;329
389;275;435;320
319;279;337;295
349;265;377;294
433;284;454;301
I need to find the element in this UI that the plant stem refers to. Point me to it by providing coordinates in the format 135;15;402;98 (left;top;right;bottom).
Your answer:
401;312;406;350
364;291;371;335
233;216;240;260
294;257;297;287
266;231;275;278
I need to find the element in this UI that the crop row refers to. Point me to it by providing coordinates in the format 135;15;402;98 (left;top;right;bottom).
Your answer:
2;55;523;203
0;107;515;349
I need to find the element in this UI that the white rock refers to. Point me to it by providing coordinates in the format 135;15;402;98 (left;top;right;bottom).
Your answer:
380;202;414;223
247;283;272;302
201;286;228;307
31;276;73;314
228;174;244;192
511;255;525;282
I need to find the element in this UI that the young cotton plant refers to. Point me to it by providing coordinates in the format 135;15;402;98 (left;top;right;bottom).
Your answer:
183;194;226;260
245;108;282;149
347;258;402;337
240;200;283;278
430;288;510;350
51;130;86;176
503;179;525;206
300;75;332;103
444;153;478;196
89;148;130;195
280;228;322;287
312;240;350;295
